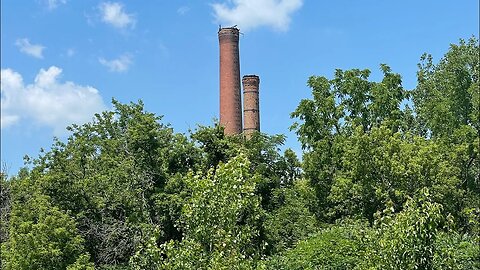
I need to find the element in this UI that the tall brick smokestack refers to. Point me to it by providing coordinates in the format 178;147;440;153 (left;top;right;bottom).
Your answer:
242;75;260;137
218;27;242;135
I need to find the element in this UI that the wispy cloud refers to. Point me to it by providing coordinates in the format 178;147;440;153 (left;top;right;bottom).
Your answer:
99;54;133;72
99;2;136;29
15;38;45;59
212;0;303;32
43;0;67;10
177;6;190;16
1;67;106;134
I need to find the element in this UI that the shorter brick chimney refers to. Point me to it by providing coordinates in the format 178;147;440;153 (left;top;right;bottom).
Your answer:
242;75;260;137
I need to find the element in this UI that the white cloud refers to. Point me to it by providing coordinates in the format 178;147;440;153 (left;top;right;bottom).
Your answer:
1;67;106;134
212;0;303;31
99;2;136;29
1;115;20;127
99;54;133;72
15;38;45;59
177;6;190;15
44;0;67;10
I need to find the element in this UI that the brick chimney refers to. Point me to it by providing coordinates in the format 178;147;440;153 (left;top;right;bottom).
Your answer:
242;75;260;137
218;27;242;135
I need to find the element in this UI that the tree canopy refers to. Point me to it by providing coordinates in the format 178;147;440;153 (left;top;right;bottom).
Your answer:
1;37;479;269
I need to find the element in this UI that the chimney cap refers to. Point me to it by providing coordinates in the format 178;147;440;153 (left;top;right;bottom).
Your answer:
242;75;260;82
218;25;239;33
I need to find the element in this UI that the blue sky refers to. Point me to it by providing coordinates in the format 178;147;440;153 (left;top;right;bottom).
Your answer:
1;0;479;175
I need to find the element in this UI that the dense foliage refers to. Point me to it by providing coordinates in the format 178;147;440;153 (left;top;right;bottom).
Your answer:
1;37;478;269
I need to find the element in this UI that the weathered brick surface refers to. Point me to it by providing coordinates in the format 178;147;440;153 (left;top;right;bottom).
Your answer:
242;75;260;137
219;27;242;135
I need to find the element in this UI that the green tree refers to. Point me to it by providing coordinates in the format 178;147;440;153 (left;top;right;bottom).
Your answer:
0;169;11;248
190;123;240;172
433;232;480;269
361;188;480;270
131;153;266;269
4;100;305;268
327;126;463;222
1;193;93;270
413;37;479;231
291;38;479;228
266;189;479;270
414;37;479;139
264;179;318;254
291;64;411;221
18;100;201;267
366;189;446;270
265;221;370;270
